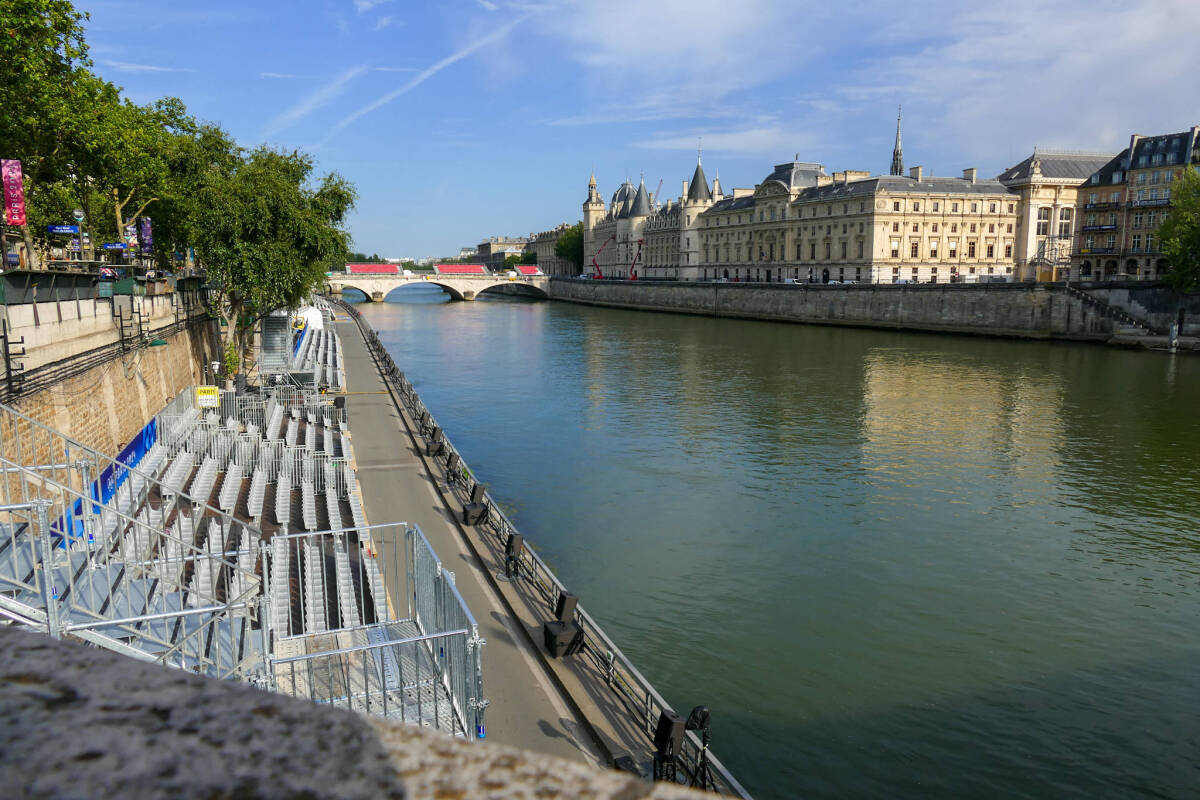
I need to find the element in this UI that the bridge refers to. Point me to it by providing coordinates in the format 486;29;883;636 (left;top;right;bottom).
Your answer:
326;273;550;302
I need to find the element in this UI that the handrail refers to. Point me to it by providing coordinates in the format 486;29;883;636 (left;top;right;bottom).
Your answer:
332;296;751;797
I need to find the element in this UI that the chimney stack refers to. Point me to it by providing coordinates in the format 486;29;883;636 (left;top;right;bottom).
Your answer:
910;166;923;182
682;180;688;198
962;167;977;183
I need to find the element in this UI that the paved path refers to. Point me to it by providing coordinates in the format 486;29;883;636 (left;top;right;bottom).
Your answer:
334;313;601;765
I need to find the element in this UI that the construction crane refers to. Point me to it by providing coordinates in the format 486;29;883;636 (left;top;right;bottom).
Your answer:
653;178;663;209
629;238;645;280
589;233;615;279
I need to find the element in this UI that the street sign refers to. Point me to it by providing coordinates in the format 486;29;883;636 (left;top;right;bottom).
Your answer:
195;386;220;408
72;208;85;221
102;242;126;250
47;224;79;234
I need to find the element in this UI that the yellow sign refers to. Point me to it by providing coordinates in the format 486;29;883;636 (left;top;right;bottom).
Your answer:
196;385;220;408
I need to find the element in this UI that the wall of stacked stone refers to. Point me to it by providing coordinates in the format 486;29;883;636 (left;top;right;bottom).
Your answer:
548;279;1145;341
4;321;216;460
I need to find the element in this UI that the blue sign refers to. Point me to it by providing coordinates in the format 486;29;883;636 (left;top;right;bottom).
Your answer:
58;418;158;542
47;224;79;234
102;242;126;250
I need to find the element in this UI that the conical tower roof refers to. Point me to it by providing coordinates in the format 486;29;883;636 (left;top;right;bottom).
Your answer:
629;177;652;217
687;160;711;203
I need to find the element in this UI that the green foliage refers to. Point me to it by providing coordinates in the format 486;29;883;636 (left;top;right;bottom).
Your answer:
518;250;537;265
1160;167;1200;293
554;222;584;269
347;252;388;263
191;147;355;359
503;253;521;269
223;341;240;377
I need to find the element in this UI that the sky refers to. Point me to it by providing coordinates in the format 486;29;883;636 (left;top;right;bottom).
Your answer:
82;0;1200;259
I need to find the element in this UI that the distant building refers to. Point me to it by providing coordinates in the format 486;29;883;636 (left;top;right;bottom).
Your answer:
525;223;574;277
998;150;1114;281
457;247;477;260
476;236;529;271
1072;126;1200;281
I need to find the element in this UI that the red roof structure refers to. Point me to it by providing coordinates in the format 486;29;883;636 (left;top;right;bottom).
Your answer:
433;264;489;275
516;265;542;276
347;263;399;274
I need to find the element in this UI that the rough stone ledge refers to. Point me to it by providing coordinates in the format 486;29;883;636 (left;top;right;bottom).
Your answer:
0;627;707;799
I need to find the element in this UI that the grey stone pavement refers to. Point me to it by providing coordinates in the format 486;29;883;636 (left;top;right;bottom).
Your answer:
333;314;603;766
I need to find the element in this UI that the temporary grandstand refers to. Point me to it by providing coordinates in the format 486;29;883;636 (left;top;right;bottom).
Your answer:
433;264;489;275
0;302;484;739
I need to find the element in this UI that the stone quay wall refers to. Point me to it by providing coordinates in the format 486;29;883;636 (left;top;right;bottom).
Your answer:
549;279;1200;341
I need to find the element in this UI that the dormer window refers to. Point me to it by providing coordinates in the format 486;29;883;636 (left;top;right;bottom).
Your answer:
1112;171;1122;183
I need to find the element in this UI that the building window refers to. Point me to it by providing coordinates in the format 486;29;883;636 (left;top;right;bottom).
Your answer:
952;202;959;212
986;243;995;258
949;240;958;257
893;201;901;211
1036;207;1050;235
913;201;921;211
1008;203;1014;213
971;203;978;212
810;242;816;260
841;241;847;259
859;202;865;212
890;240;900;258
857;241;864;258
1004;243;1013;258
796;243;802;260
822;242;829;259
990;203;997;212
910;241;919;258
989;223;995;233
968;241;977;258
893;222;900;232
912;223;919;233
843;204;848;214
1132;234;1141;252
1006;223;1013;233
933;201;940;212
951;223;958;233
970;223;977;233
930;240;938;257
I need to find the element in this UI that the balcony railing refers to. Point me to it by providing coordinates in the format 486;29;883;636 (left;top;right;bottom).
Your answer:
1074;247;1116;255
1080;224;1118;232
1083;202;1121;210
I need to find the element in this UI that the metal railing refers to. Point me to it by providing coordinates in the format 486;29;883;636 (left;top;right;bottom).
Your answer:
333;297;748;796
263;520;485;739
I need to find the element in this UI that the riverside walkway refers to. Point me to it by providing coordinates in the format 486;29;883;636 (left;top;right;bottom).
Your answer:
333;309;601;763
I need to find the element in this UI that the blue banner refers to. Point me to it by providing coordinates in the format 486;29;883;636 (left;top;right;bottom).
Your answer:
102;242;126;251
58;418;158;543
47;224;79;234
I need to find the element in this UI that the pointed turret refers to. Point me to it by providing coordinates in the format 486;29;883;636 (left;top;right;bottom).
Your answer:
890;106;904;176
629;176;651;217
686;142;712;203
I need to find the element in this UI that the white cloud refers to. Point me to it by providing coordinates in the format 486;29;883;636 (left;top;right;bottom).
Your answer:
262;65;368;139
374;15;398;30
260;71;300;79
637;126;815;158
318;14;531;146
353;0;391;13
102;60;195;73
478;0;499;9
374;66;419;73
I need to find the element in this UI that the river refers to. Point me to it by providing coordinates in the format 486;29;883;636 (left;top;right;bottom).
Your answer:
348;285;1200;799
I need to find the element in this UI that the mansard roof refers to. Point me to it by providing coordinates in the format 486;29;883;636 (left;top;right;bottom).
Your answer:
1080;149;1130;187
706;195;756;213
998;151;1115;184
796;174;1013;202
687;161;711;202
760;161;827;192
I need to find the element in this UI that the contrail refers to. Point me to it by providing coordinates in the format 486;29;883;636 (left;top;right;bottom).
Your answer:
317;15;529;147
263;65;368;139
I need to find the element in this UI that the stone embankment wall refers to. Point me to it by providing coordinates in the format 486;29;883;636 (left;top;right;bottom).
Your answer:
0;627;703;799
550;279;1126;341
1080;282;1200;336
4;311;216;458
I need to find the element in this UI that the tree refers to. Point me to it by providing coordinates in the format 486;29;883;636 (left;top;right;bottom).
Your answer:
191;147;355;371
555;221;584;270
518;250;537;265
1160;166;1200;293
503;253;521;269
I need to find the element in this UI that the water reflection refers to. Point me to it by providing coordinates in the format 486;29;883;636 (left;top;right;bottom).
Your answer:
353;294;1200;800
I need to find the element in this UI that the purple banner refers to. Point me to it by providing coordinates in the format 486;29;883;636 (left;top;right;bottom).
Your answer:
2;160;26;226
139;217;153;254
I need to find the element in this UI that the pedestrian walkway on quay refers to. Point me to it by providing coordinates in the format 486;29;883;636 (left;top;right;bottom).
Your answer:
333;310;604;764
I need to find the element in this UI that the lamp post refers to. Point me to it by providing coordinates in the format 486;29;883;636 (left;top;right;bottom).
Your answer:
72;208;88;263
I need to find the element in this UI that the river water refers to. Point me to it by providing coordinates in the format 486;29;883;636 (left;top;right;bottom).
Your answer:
349;285;1200;799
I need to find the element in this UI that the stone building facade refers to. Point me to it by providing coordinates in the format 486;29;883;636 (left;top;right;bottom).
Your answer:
998;150;1114;281
524;223;574;276
1071;126;1200;280
476;236;528;272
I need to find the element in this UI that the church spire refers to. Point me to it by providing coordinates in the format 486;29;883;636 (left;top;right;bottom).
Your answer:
890;105;904;176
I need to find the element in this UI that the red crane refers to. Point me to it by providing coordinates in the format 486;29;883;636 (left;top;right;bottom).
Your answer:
590;234;614;279
629;238;645;280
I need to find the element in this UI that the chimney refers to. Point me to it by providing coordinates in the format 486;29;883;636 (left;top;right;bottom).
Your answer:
909;166;923;182
682;180;688;198
962;167;977;183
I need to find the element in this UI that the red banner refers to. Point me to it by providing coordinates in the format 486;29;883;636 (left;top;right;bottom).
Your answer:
2;160;26;226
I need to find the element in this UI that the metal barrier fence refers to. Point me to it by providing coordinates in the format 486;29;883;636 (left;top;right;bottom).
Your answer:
332;297;747;795
264;521;484;739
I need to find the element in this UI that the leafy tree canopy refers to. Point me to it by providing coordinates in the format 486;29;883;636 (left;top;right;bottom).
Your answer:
1160;166;1200;293
554;222;584;270
518;250;537;264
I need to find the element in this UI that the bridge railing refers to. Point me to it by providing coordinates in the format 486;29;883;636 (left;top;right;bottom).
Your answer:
331;296;751;798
